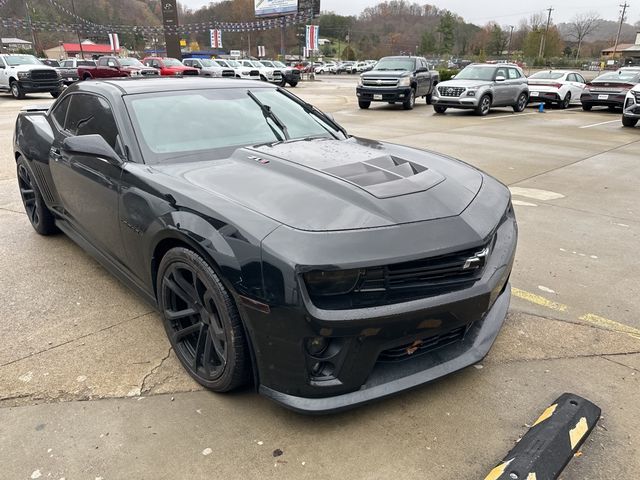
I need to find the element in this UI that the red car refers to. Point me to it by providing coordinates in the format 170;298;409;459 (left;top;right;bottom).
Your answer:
77;56;159;80
142;57;199;76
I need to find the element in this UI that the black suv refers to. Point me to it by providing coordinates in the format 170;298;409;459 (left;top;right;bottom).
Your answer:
356;56;440;110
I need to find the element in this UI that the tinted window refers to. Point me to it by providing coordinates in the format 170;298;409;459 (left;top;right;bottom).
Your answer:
65;94;120;149
455;66;497;81
373;58;416;71
107;58;118;67
51;96;71;128
496;67;508;79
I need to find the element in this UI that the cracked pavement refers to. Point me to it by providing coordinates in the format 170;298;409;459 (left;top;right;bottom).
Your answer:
1;79;639;479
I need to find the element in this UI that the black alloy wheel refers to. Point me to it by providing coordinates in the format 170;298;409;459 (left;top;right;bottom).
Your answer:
513;92;528;112
158;247;249;392
622;115;638;127
434;105;447;114
403;88;416;110
17;158;57;235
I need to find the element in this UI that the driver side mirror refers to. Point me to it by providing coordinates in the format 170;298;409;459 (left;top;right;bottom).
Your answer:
416;67;428;73
62;135;122;164
495;75;506;82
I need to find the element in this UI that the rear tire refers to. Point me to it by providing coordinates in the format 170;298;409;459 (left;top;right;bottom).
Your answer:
513;92;528;112
16;157;57;235
358;100;371;109
475;94;492;116
560;92;571;109
288;81;298;87
157;247;250;392
582;104;592;111
434;105;447;114
402;88;416;110
622;115;638;127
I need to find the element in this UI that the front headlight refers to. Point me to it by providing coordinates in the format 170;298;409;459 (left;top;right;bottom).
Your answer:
398;76;411;87
174;71;182;76
17;71;30;79
242;70;250;76
466;90;477;96
304;269;362;296
131;70;141;76
633;91;640;103
357;76;363;86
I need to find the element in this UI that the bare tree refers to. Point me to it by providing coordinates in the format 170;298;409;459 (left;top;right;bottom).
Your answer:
568;12;601;59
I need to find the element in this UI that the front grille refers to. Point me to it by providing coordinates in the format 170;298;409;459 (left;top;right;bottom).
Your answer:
290;70;301;78
363;77;398;87
250;69;260;76
438;86;465;97
378;325;467;363
30;69;58;81
182;70;198;76
222;70;235;77
308;239;493;310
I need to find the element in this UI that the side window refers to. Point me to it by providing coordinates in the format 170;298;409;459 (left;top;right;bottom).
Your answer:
51;95;72;129
153;60;161;68
97;58;107;66
508;68;520;79
62;60;71;67
107;58;118;68
496;67;508;79
66;94;120;150
183;59;191;66
0;57;5;68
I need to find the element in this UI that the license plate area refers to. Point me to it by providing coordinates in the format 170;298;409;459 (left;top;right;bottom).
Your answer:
598;94;609;100
374;94;383;100
530;91;539;97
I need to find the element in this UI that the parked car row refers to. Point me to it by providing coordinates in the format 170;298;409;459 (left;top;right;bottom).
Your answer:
316;60;377;75
355;58;640;128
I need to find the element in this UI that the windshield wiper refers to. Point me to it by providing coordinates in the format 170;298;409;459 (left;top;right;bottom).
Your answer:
276;87;348;139
247;90;290;141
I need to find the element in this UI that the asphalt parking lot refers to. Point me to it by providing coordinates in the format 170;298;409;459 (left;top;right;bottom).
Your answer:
1;76;639;479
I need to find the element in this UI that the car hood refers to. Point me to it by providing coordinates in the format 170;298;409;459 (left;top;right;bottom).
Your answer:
362;70;410;78
152;138;484;232
7;64;57;73
437;79;493;89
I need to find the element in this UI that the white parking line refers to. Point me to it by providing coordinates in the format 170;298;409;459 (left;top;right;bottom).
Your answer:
579;119;620;129
481;112;539;120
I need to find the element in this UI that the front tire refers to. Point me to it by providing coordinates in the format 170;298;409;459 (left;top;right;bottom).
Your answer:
288;81;298;87
475;94;492;116
157;247;250;392
622;115;638;127
402;88;416;110
10;81;25;99
16;158;57;235
513;92;528;112
358;100;371;109
582;104;592;111
434;105;447;114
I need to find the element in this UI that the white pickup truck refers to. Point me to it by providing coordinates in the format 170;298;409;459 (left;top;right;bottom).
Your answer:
0;54;63;99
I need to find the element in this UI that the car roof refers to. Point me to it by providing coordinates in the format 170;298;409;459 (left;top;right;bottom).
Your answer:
80;77;272;95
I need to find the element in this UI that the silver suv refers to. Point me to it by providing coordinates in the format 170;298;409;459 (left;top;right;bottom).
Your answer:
432;63;529;116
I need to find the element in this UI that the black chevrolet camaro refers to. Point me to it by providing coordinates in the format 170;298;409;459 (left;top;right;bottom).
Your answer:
14;78;517;413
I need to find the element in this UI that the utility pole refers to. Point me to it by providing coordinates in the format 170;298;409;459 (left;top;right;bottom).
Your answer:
24;0;38;54
70;0;84;59
280;17;286;60
612;2;629;61
507;25;514;60
538;6;554;59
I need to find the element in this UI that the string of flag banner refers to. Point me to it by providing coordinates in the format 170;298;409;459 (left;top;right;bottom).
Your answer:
0;1;317;35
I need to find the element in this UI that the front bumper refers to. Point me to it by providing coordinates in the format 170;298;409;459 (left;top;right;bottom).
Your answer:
431;95;479;109
356;86;412;102
242;181;517;413
18;79;63;93
581;92;627;108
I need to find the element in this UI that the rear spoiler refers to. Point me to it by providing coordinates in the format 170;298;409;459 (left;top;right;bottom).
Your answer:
20;104;50;113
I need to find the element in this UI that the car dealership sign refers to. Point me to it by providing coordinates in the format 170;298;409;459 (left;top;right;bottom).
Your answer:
255;0;298;17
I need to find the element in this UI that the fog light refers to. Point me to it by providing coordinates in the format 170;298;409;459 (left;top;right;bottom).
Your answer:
306;337;328;356
311;361;334;377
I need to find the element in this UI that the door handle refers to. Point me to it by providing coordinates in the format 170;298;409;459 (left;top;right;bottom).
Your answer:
50;147;62;161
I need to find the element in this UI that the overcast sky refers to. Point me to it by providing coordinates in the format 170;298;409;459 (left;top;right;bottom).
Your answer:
181;0;636;25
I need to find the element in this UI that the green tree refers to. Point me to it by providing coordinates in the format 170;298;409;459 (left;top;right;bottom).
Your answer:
488;24;508;56
342;45;356;61
437;12;456;53
420;31;436;54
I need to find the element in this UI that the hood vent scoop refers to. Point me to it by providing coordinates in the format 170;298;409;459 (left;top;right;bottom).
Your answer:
323;155;445;199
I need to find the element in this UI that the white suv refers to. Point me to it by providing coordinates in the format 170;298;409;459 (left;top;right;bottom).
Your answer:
239;59;283;84
182;58;235;78
622;84;640;127
0;54;63;99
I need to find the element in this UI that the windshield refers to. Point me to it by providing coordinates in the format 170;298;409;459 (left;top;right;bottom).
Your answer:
594;71;640;83
273;61;286;68
260;61;274;68
227;60;240;67
163;58;183;67
249;61;263;68
119;58;144;67
373;58;415;71
126;88;344;163
5;55;42;66
216;59;229;67
198;59;216;67
455;65;497;81
529;71;565;80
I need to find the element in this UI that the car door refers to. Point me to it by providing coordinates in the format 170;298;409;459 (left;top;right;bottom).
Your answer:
0;56;9;90
49;92;127;263
493;67;510;105
415;58;429;96
506;68;524;104
568;73;586;101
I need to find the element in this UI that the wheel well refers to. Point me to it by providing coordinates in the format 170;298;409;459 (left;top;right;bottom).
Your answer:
83;73;92;80
9;76;17;84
